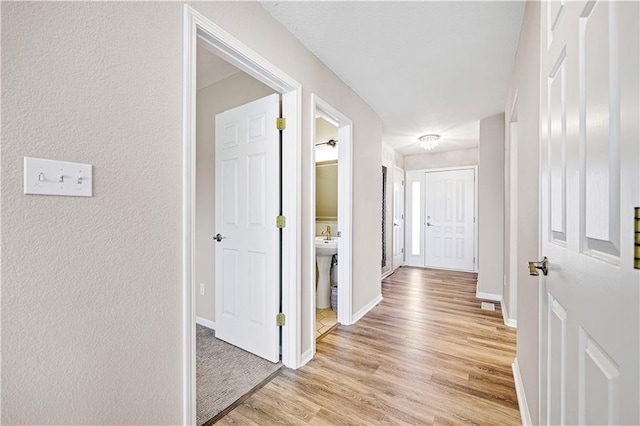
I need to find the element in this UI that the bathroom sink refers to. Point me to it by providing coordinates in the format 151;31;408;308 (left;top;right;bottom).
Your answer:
315;237;338;309
315;237;338;256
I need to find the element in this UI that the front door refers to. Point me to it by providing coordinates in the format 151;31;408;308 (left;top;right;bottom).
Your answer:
393;167;405;269
424;169;475;272
214;93;280;363
539;1;639;424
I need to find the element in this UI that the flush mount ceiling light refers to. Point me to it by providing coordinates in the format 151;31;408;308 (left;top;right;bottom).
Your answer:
418;134;441;150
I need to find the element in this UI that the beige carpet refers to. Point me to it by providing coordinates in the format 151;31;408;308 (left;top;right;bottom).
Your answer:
196;325;281;425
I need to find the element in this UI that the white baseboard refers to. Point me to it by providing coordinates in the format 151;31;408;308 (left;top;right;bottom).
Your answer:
512;358;532;426
300;348;313;367
501;296;517;328
196;316;216;330
475;289;502;302
351;294;383;324
381;270;393;279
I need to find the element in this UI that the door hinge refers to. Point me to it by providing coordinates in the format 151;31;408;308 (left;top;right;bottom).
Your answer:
634;207;640;269
276;215;286;228
474;217;476;223
276;117;286;131
276;312;286;326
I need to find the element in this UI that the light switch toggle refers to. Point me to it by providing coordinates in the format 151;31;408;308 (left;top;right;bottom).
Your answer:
24;157;92;197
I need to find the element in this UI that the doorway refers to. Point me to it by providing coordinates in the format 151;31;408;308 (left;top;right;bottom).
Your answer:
183;6;302;424
392;166;405;270
309;95;353;357
405;167;477;272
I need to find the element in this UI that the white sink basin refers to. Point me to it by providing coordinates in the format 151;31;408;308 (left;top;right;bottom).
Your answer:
315;237;338;256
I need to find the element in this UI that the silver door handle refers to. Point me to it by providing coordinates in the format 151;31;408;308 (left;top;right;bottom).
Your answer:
528;257;548;276
213;234;227;242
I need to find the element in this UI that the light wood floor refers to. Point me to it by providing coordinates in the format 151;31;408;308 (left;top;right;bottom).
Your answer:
218;267;520;425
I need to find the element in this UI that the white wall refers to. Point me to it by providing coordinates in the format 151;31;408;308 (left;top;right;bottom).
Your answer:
196;72;275;323
382;142;404;276
1;2;383;423
404;147;478;170
504;2;541;423
477;113;505;298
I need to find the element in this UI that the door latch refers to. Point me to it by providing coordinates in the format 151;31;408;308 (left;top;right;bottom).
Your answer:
528;257;548;276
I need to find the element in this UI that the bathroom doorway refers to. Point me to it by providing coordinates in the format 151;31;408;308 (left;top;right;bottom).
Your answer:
309;95;353;355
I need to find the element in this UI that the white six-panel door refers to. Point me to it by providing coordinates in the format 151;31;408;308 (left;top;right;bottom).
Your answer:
393;167;405;269
539;1;639;424
424;169;475;272
214;94;280;363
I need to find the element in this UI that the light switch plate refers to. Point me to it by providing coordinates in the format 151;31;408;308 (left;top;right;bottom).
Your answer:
24;157;92;197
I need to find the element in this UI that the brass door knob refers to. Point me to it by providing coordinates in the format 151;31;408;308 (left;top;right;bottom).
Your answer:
528;257;548;276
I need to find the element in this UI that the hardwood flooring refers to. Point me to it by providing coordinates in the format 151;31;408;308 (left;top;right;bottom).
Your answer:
218;267;520;425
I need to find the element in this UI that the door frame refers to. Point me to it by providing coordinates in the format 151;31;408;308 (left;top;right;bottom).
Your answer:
182;5;302;424
405;166;478;272
308;94;353;360
392;166;405;270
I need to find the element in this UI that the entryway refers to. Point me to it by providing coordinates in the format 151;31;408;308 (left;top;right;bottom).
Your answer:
405;167;477;272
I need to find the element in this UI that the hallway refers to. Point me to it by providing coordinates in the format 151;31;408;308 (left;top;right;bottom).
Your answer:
218;267;520;425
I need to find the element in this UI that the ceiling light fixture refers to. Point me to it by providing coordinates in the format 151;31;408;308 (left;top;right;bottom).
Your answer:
418;134;441;150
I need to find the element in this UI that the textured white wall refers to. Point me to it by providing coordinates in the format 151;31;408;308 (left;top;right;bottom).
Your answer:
1;2;184;423
2;2;383;422
504;2;541;423
404;147;478;170
196;72;275;323
477;113;505;297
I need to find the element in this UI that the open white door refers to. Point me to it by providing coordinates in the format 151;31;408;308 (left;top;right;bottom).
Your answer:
539;1;639;424
214;93;280;363
392;167;405;269
424;169;475;271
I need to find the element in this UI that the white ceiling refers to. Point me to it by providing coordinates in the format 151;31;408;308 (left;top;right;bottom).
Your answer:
197;38;240;90
261;1;525;155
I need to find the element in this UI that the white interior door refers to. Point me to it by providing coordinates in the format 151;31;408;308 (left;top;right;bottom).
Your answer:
425;169;475;271
392;167;405;269
214;93;280;363
539;1;639;424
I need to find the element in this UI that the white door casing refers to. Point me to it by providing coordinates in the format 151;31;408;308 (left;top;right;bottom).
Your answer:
393;167;405;269
424;169;475;272
539;1;639;425
214;93;280;363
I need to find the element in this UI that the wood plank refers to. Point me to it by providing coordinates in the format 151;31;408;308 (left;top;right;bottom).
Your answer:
216;267;520;425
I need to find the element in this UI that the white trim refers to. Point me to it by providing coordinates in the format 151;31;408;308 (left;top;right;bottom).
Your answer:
501;296;517;328
195;317;216;330
513;358;533;426
309;94;354;361
299;348;314;368
351;294;383;324
475;289;502;302
381;269;394;280
183;6;302;424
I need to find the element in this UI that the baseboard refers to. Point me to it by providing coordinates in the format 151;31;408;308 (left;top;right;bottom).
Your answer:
300;348;313;368
351;294;383;324
196;316;216;330
381;270;393;279
475;289;502;302
501;296;517;328
512;358;532;426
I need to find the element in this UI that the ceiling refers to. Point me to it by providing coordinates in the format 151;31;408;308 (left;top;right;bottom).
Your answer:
261;1;525;156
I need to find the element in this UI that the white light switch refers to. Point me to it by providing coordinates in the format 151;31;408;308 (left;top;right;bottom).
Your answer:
24;157;92;197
